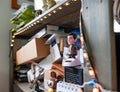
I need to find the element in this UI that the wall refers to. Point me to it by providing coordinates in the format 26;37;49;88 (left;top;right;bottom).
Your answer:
0;0;15;92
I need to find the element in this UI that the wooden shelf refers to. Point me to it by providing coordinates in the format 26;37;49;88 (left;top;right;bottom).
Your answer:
14;81;34;92
13;0;81;38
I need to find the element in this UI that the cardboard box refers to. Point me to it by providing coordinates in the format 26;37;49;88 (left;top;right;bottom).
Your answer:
12;39;28;61
51;63;64;78
44;70;51;92
16;38;50;65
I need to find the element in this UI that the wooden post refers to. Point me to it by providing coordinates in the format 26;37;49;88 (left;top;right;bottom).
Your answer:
82;0;117;91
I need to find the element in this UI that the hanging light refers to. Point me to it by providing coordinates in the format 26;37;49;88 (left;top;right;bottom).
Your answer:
37;20;40;23
12;35;15;38
31;24;34;27
40;18;43;21
80;35;84;46
79;22;82;27
84;52;88;60
34;22;37;25
48;13;51;16
11;39;14;43
80;8;82;13
58;6;62;10
26;27;28;29
93;87;100;92
11;44;13;47
44;16;47;19
89;67;95;78
29;25;31;27
23;29;25;32
65;2;70;6
53;10;56;13
72;0;77;1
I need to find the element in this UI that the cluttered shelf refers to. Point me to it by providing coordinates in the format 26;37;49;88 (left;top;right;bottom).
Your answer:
11;0;85;92
13;0;81;38
10;0;117;92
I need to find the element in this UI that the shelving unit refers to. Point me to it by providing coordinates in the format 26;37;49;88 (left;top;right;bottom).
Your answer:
11;0;82;92
10;0;118;91
13;0;81;38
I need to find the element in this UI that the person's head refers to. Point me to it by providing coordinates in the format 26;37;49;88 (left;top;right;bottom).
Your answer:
67;33;77;45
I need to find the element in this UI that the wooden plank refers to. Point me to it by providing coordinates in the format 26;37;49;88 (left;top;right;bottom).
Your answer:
14;81;34;92
82;0;117;90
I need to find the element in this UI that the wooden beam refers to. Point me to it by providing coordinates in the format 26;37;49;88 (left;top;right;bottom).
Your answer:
82;0;117;90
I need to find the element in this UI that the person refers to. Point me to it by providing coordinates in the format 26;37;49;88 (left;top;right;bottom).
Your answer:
62;33;81;66
66;33;78;58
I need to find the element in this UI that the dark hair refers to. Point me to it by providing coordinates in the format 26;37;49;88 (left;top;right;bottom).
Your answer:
68;33;77;39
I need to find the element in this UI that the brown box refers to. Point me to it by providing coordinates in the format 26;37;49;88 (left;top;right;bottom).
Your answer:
12;39;28;61
16;38;50;65
44;70;51;92
51;63;64;78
